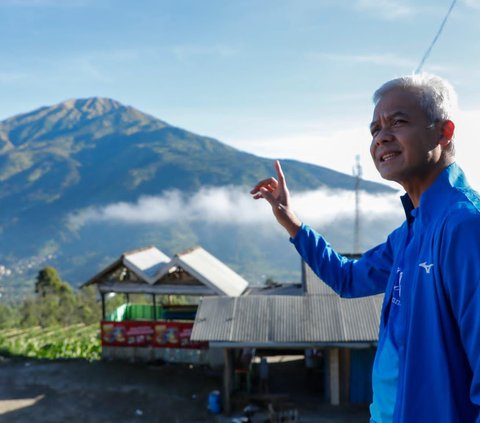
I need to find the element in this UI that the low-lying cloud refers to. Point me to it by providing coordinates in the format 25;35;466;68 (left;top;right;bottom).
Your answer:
69;185;404;229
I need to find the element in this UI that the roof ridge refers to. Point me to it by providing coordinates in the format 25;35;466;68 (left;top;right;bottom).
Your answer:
175;245;201;257
122;245;158;257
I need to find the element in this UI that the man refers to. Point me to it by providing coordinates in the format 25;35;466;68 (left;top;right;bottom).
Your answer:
250;74;480;422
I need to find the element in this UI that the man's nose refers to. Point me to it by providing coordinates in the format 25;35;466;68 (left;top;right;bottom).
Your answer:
374;127;394;145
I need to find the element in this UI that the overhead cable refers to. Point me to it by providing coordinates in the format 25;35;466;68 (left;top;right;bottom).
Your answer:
415;0;458;74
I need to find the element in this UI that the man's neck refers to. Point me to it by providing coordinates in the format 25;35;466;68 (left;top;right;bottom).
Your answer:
402;159;455;208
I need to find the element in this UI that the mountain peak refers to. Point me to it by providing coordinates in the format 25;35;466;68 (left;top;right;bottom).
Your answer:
0;97;168;146
62;97;123;116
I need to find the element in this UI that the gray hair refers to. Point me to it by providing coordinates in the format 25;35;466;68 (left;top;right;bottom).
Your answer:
373;73;458;124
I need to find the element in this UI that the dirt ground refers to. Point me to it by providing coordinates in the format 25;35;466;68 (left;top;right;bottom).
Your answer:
0;355;369;423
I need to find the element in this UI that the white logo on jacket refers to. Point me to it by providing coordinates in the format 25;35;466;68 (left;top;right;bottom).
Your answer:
419;262;434;274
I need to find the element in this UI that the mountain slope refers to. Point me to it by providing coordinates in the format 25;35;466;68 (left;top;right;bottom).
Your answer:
0;98;396;292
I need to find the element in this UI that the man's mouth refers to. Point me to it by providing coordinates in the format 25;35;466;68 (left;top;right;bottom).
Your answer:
380;152;400;162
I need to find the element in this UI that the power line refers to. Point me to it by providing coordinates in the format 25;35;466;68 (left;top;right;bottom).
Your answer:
415;0;458;74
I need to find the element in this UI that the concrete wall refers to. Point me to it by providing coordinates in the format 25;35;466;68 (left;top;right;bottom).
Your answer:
101;346;210;364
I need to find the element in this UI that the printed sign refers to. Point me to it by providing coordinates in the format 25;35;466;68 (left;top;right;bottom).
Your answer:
101;320;207;349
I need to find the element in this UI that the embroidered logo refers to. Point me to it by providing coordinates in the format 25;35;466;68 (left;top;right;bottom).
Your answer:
419;262;434;274
392;267;402;306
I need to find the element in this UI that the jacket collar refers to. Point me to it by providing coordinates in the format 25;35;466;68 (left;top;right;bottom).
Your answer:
400;163;468;224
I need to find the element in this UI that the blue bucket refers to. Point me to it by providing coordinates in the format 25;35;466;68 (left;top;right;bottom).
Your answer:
207;390;221;414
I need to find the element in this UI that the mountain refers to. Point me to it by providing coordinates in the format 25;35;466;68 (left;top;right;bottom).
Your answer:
0;97;396;296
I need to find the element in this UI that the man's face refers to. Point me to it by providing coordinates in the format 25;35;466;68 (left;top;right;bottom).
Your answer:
370;87;442;189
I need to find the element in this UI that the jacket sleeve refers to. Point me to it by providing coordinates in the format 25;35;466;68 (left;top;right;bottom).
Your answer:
438;212;480;415
290;223;394;298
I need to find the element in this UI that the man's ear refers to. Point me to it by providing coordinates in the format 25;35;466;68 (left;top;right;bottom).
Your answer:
439;120;455;146
438;120;455;147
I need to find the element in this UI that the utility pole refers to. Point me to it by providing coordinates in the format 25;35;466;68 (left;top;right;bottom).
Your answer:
353;155;362;254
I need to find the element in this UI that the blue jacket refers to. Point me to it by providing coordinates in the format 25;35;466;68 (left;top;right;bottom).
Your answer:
292;163;480;422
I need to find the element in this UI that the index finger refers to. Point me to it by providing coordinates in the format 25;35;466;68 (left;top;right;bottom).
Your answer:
275;160;286;185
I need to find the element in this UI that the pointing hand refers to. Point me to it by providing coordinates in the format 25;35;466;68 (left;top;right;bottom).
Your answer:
250;160;301;238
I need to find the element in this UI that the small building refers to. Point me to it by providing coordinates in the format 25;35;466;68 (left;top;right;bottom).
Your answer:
191;260;382;411
82;245;248;364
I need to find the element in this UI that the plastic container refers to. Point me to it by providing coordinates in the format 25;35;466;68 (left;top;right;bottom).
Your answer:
207;390;221;414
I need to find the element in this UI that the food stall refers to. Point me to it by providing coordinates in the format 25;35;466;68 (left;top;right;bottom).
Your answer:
82;245;248;363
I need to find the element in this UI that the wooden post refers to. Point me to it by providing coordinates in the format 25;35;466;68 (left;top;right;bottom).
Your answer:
152;294;157;320
329;348;340;405
223;348;234;414
101;293;106;320
340;349;351;404
323;349;329;402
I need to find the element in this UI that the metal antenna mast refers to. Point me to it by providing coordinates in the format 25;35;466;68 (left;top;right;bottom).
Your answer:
353;155;362;254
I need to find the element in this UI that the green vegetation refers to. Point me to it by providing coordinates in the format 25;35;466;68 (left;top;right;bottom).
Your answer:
0;266;103;360
0;323;100;360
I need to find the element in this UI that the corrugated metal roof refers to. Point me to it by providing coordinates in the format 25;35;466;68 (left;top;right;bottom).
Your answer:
245;284;303;296
192;294;383;345
81;246;171;288
156;247;248;297
302;261;337;295
82;245;249;297
123;247;170;284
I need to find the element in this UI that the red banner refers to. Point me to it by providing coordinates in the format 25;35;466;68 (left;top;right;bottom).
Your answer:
101;320;207;349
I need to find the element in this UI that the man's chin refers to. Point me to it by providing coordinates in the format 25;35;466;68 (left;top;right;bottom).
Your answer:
378;170;400;183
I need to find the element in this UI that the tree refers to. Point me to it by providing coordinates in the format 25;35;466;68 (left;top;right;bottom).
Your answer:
1;267;103;329
35;267;72;297
30;267;76;327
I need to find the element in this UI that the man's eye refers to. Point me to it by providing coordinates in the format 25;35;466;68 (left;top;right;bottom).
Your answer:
392;119;406;127
371;127;380;137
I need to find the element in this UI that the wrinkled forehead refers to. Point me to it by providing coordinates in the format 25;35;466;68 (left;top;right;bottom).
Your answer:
372;87;425;121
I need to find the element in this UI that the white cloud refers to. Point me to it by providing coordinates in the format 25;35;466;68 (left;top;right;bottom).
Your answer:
0;71;27;83
3;0;91;6
293;188;402;225
307;52;454;75
69;186;403;229
311;52;417;69
227;120;391;187
463;0;480;10
218;106;480;191
452;108;480;189
71;188;272;226
354;0;414;19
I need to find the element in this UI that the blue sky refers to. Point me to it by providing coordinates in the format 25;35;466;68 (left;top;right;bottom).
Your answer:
2;0;480;188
